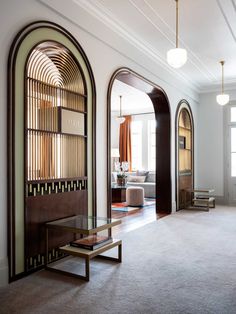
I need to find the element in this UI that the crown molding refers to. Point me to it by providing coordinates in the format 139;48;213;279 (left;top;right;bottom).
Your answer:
199;81;236;94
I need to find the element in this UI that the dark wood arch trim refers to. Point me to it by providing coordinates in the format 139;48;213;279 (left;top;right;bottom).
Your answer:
175;99;194;210
8;21;97;282
107;67;172;217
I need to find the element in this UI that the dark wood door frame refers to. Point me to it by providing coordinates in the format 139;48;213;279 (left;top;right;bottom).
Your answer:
175;99;194;210
107;68;172;217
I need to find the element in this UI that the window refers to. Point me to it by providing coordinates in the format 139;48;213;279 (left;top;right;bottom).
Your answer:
131;121;142;170
231;107;236;123
231;127;236;177
148;120;156;170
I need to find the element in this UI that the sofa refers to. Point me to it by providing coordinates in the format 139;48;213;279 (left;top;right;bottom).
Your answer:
111;171;156;198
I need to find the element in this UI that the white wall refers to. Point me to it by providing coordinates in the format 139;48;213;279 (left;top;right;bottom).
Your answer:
0;0;199;286
197;90;236;199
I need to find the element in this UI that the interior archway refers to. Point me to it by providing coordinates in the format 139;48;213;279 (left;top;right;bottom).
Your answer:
107;68;171;217
175;100;194;210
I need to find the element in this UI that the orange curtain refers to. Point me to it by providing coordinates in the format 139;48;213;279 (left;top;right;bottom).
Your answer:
119;115;132;171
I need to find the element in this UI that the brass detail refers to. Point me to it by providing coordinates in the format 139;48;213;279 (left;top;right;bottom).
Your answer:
26;41;87;181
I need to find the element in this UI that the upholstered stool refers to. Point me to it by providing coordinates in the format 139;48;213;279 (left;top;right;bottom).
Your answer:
126;186;144;206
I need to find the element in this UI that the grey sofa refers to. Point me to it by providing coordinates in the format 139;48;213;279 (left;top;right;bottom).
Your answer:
112;171;156;198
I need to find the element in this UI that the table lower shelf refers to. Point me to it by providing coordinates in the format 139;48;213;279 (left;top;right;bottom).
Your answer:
45;239;122;281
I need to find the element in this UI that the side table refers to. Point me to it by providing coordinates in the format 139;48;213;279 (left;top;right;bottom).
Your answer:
45;215;122;281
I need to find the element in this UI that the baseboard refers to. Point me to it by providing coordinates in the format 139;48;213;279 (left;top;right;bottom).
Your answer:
215;196;227;205
171;201;177;213
0;258;8;287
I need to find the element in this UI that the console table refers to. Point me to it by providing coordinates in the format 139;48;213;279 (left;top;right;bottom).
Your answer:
45;215;122;281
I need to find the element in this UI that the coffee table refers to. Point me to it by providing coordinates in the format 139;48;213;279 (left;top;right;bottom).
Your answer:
45;215;122;281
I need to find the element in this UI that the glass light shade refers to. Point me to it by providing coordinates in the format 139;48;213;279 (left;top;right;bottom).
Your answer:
116;116;126;124
216;94;229;106
167;48;187;68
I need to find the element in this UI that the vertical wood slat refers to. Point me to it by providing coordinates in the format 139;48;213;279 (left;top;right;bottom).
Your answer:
26;43;87;182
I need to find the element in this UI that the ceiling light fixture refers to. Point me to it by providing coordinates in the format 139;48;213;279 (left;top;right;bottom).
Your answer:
216;61;229;106
167;0;187;68
116;95;126;124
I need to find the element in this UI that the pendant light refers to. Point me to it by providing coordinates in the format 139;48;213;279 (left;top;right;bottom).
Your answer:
216;61;229;106
167;0;187;68
116;95;126;124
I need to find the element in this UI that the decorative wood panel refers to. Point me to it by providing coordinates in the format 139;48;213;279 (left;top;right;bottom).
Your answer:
176;102;194;210
8;21;96;281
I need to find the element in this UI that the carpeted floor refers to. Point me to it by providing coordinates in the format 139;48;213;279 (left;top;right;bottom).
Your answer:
1;205;236;314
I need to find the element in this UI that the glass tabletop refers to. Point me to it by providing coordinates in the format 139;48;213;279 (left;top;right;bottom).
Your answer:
46;215;121;234
111;183;127;189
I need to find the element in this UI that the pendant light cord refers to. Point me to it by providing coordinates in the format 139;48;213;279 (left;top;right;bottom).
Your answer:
220;61;225;94
176;0;179;48
119;95;122;117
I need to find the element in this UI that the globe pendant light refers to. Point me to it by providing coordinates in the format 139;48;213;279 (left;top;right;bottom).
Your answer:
116;95;126;124
216;61;229;106
167;0;187;68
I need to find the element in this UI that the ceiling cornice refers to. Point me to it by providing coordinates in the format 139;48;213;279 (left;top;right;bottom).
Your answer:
199;81;236;94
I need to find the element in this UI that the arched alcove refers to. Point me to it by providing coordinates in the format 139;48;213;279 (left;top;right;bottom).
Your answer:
107;68;172;216
175;100;194;210
8;21;96;281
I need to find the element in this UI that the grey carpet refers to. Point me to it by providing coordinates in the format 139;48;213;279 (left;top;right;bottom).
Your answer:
1;206;236;314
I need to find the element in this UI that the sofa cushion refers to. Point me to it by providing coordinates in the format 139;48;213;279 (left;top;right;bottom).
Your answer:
136;170;149;181
146;172;155;182
127;175;146;183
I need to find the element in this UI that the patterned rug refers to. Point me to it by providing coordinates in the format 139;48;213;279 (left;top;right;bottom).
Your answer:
112;198;156;212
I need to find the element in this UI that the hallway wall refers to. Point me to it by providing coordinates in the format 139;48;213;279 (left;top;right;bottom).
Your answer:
0;0;199;285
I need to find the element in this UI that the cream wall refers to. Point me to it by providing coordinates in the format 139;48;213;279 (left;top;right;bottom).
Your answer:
0;0;199;286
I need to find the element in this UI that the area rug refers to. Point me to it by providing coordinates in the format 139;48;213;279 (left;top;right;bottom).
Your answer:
112;198;155;212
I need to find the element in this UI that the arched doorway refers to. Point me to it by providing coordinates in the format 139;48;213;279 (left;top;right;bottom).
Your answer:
8;21;96;281
107;68;171;217
175;100;194;210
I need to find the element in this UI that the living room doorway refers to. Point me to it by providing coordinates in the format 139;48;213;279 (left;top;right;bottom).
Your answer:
107;68;171;232
110;79;157;232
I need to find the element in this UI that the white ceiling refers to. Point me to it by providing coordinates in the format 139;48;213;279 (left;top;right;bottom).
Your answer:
40;0;236;93
111;80;154;114
91;0;236;92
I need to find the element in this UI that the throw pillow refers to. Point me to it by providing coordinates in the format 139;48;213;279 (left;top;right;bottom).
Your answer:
127;175;146;183
136;170;149;181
